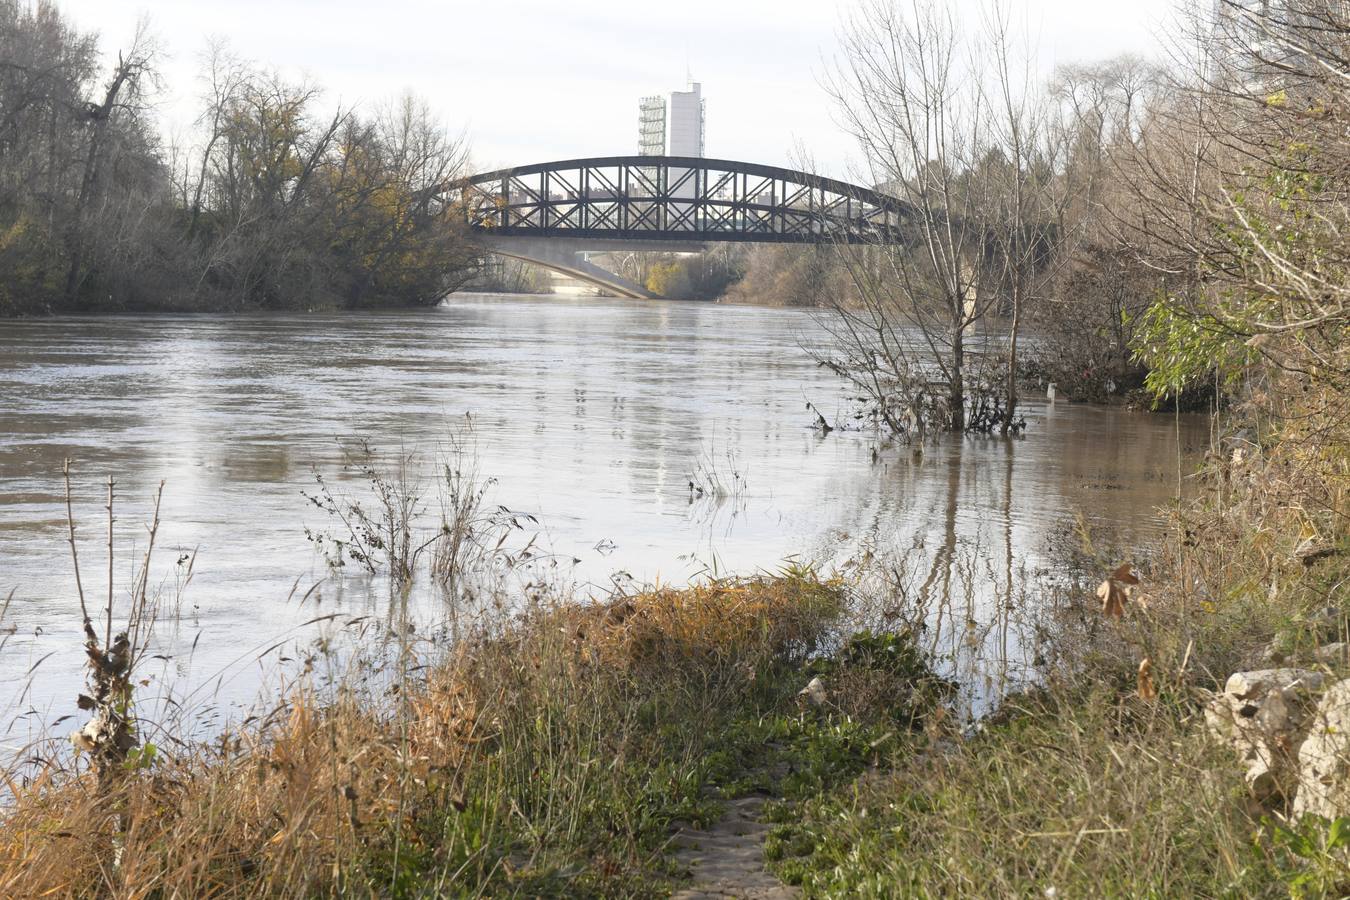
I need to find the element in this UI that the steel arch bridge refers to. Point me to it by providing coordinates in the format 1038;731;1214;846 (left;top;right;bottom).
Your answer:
447;155;910;244
441;156;912;299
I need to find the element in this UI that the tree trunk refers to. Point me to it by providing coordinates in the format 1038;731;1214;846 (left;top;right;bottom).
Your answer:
1002;286;1021;436
64;59;135;303
949;324;965;431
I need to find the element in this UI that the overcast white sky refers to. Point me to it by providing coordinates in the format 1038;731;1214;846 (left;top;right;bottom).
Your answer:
61;0;1176;180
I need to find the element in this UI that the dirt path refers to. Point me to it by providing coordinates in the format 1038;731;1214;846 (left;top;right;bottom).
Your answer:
670;796;799;899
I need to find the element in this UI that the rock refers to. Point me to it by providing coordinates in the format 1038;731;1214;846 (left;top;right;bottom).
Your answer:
1257;640;1288;666
1294;538;1337;565
1223;668;1324;702
797;676;828;707
1294;678;1350;820
1316;643;1350;666
1204;668;1325;804
1253;640;1349;669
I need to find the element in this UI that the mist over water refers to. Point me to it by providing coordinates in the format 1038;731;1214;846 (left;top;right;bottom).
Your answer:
0;293;1207;745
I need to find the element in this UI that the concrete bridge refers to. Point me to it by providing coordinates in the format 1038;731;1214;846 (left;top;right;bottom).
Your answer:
443;156;911;299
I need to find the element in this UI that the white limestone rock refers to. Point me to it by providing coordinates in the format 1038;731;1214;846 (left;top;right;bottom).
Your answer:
1316;643;1350;666
1204;668;1325;803
798;676;828;707
1294;678;1350;820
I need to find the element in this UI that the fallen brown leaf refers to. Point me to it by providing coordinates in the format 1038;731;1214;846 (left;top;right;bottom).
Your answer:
1098;579;1126;618
1111;563;1141;586
1137;658;1157;701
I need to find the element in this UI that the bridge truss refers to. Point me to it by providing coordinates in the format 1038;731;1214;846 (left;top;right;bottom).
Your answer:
444;156;911;245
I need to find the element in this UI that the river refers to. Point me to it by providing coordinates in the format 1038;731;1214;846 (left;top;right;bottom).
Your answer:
0;293;1207;749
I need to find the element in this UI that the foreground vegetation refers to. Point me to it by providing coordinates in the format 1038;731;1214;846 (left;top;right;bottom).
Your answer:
2;360;1347;897
3;559;943;897
762;488;1350;897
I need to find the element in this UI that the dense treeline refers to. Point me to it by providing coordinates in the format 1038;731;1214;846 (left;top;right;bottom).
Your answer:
0;1;478;315
725;1;1346;427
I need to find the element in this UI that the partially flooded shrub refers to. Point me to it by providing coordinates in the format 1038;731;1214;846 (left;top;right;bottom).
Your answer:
803;627;955;728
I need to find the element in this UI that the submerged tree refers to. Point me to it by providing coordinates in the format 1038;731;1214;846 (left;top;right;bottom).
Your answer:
819;0;1075;436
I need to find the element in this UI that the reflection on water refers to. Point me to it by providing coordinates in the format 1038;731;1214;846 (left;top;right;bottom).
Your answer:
0;293;1208;742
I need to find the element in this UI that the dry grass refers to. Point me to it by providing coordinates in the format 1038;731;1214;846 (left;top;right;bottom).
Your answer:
0;571;844;898
766;684;1281;898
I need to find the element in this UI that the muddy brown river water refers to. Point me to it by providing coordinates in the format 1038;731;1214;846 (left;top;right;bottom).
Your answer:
0;293;1208;747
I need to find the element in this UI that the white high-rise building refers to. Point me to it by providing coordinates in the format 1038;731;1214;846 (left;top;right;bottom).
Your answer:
635;81;706;158
667;82;705;158
636;81;705;212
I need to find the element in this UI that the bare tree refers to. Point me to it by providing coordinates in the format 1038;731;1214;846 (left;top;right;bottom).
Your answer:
820;0;1070;436
1021;57;1168;400
63;18;157;301
984;3;1041;434
180;38;247;241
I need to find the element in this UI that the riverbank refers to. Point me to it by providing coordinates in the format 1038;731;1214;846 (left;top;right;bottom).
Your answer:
3;428;1346;897
0;320;1339;898
0;569;920;897
756;400;1350;896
